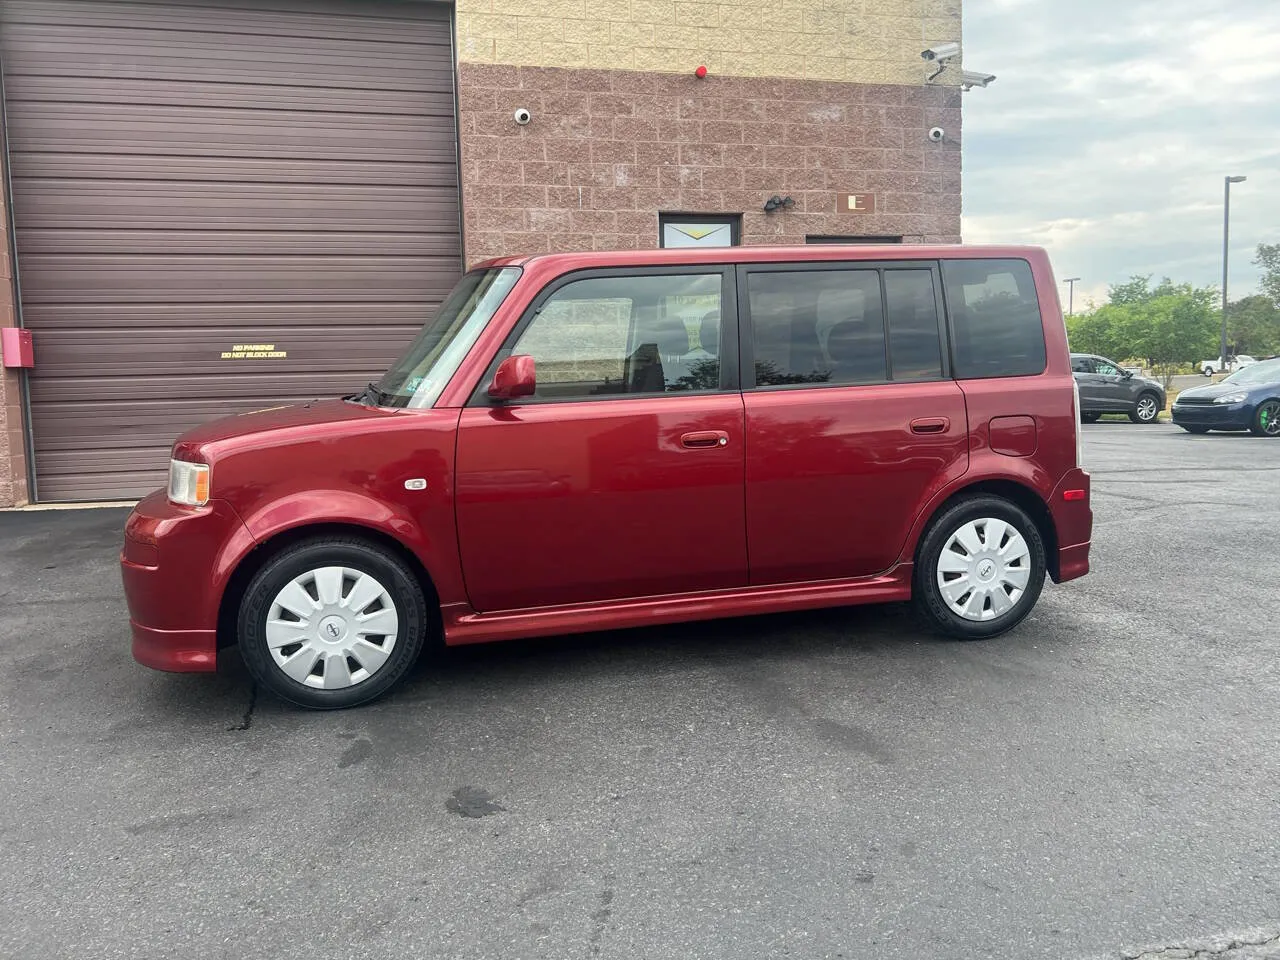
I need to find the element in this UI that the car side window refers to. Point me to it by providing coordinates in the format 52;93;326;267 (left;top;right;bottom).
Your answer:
511;273;723;400
1071;356;1094;373
1093;359;1120;377
884;269;943;380
942;258;1047;379
747;269;887;386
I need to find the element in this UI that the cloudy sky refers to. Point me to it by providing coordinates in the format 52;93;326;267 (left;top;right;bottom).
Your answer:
961;0;1280;310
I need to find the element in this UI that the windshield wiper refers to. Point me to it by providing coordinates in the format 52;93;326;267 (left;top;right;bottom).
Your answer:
355;382;389;407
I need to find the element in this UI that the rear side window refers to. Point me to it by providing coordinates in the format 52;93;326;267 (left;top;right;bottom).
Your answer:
942;259;1046;379
745;266;945;387
884;270;943;380
747;270;886;386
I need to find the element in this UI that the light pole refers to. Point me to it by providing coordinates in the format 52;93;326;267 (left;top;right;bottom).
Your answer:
1064;277;1081;316
1222;175;1247;366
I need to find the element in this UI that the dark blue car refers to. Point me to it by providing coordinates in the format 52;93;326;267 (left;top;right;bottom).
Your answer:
1172;356;1280;436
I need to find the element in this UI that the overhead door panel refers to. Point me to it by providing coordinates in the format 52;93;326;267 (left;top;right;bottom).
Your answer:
0;0;461;501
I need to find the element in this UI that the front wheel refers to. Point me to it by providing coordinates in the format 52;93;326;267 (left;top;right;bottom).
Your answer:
1203;366;1214;377
1180;425;1210;434
1250;399;1280;438
1131;393;1161;423
913;496;1047;641
238;537;429;709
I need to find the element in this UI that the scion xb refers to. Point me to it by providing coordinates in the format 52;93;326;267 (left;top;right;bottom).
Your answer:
121;245;1092;709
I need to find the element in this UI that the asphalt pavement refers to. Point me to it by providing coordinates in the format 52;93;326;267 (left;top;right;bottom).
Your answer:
3;425;1280;960
1169;372;1224;394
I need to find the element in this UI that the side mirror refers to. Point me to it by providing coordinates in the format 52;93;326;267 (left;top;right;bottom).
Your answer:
1122;370;1133;379
488;354;536;401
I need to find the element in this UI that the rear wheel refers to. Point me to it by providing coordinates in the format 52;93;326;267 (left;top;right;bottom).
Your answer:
1250;400;1280;438
1202;366;1214;377
1131;393;1161;423
238;537;428;709
913;496;1047;641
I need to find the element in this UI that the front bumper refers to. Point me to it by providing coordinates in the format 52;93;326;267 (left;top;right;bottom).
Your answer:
120;493;255;674
1171;402;1252;430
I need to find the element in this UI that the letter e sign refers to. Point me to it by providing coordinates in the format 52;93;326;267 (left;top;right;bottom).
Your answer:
839;193;877;214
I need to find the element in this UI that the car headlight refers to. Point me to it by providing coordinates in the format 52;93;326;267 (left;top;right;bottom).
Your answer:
168;459;211;506
1213;393;1247;404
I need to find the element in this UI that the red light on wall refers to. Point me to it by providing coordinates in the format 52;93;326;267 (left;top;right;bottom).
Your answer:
694;65;708;79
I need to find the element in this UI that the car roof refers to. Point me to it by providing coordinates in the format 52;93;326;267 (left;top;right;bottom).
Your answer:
471;244;1051;271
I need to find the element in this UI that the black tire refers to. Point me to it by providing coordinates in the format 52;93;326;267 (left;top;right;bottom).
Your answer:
1080;412;1101;424
913;495;1047;641
1130;392;1161;424
1180;425;1210;434
238;536;428;710
1250;399;1280;438
1202;366;1214;377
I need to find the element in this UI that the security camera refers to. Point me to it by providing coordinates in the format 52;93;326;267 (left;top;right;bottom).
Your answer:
513;107;532;126
921;42;961;63
928;127;946;143
961;70;996;90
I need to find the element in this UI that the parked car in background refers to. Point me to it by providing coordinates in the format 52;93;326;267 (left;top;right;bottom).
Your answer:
121;245;1092;710
1172;356;1280;436
1071;353;1167;423
1200;355;1257;376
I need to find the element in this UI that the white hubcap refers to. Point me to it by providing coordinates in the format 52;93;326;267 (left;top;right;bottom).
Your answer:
266;566;399;689
1138;397;1157;420
936;518;1032;622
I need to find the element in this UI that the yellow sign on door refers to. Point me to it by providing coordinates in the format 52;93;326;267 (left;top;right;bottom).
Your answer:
221;343;287;360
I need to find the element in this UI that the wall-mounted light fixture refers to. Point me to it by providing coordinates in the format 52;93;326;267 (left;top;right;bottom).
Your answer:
763;195;795;213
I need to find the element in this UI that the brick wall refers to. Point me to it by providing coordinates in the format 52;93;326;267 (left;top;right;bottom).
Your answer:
0;137;28;507
457;63;961;265
0;356;13;509
458;0;963;85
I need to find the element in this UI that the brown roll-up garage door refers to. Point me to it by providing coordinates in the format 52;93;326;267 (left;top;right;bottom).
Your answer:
0;0;461;501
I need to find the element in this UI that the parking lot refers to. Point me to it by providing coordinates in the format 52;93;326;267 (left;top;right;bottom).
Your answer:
3;424;1280;960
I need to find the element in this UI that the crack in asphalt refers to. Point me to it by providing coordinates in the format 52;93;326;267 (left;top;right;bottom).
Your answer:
1120;927;1280;959
228;683;257;732
1094;489;1253;509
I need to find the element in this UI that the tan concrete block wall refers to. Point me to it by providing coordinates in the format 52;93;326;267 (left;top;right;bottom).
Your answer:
458;0;963;85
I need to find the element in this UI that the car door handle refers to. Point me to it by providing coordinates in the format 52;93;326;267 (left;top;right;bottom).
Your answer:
910;417;949;434
681;430;729;448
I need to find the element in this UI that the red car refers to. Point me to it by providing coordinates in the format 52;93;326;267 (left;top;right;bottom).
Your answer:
121;245;1092;709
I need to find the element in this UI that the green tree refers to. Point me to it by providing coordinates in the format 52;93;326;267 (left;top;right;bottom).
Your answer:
1067;276;1219;387
1066;303;1136;360
1130;291;1219;387
1227;295;1280;357
1256;243;1280;307
1107;275;1154;306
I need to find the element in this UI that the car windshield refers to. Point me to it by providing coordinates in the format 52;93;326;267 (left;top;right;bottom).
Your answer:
1224;357;1280;385
373;267;521;409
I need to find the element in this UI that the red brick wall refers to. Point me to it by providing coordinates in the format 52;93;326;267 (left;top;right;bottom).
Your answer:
457;63;961;266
